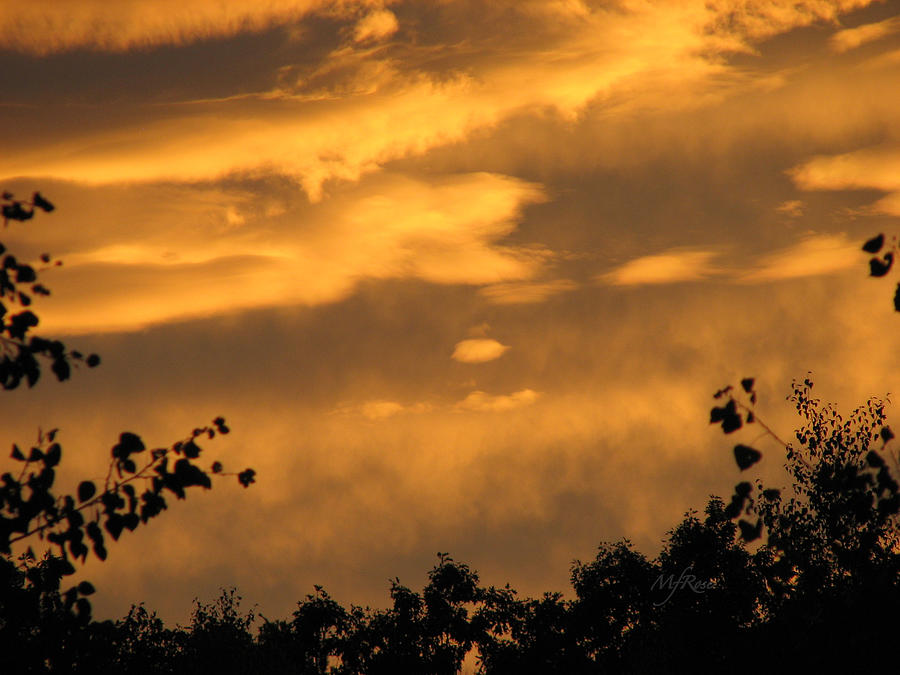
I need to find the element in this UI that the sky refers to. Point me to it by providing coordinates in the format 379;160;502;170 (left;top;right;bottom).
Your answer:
2;0;900;624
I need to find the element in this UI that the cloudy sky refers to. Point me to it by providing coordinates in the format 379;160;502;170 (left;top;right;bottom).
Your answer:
2;0;900;623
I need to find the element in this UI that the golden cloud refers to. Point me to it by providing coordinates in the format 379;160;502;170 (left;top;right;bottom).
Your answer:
872;191;900;215
336;400;434;420
0;0;389;54
703;0;873;47
0;72;510;200
791;144;900;192
455;389;539;412
332;387;543;421
2;0;842;198
738;234;859;282
451;339;510;363
22;173;546;333
477;279;579;304
598;236;862;288
600;249;721;286
333;388;544;420
830;14;900;52
860;46;900;69
352;8;399;43
791;143;900;215
775;200;805;218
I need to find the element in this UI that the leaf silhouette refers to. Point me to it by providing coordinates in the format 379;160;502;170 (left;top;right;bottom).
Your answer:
31;192;54;212
738;518;762;542
77;481;96;502
112;432;144;459
862;233;884;253
734;445;762;470
869;253;893;277
866;451;885;468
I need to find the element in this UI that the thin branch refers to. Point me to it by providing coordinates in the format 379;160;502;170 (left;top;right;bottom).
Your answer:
6;426;219;549
734;398;812;471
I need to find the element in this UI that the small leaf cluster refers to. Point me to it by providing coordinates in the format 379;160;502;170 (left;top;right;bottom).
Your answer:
2;418;252;562
862;232;900;310
710;377;767;539
1;193;99;390
0;417;252;640
1;417;254;632
2;190;54;226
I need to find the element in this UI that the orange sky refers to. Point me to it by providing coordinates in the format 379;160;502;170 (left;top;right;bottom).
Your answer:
2;0;900;623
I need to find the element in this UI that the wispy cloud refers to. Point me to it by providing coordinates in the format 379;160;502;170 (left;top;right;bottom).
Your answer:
477;279;578;304
352;8;399;43
791;144;900;192
2;0;873;57
775;200;804;217
702;0;874;45
830;15;900;52
23;173;546;333
599;236;862;287
333;388;539;419
333;399;433;420
599;249;721;286
737;234;859;282
790;143;900;215
1;0;833;198
455;389;539;412
0;0;386;54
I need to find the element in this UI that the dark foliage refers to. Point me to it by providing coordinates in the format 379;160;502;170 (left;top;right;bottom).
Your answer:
0;194;255;673
0;192;100;390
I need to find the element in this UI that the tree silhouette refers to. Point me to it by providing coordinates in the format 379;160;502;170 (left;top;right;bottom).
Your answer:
257;585;354;674
0;192;255;674
707;377;900;669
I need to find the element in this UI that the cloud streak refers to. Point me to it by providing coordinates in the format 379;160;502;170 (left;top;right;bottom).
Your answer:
737;234;860;282
455;389;539;412
791;143;900;215
477;279;579;304
0;0;388;54
600;249;722;286
600;237;862;287
352;8;399;43
830;14;900;52
19;173;546;333
2;0;849;198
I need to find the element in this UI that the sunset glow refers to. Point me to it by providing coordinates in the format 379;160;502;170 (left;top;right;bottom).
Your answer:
2;0;900;626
